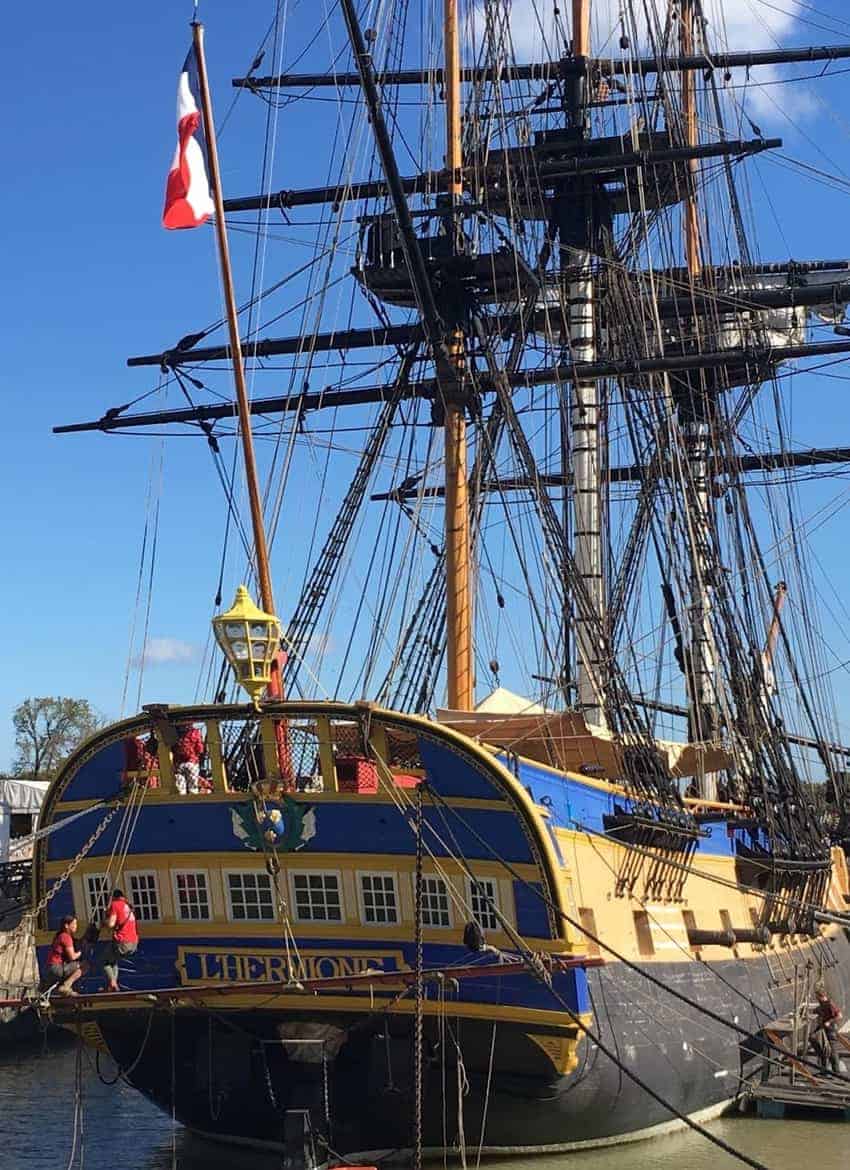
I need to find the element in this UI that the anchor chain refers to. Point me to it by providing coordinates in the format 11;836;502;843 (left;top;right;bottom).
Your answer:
1;803;121;949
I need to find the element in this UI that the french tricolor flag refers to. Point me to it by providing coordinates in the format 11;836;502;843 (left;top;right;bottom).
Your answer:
162;47;215;230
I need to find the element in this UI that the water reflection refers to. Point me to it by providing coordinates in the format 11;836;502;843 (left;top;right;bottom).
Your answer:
1;1043;847;1170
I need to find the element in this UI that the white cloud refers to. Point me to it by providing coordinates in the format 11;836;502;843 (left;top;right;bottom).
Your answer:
700;0;800;44
134;637;198;668
466;0;809;121
468;0;801;60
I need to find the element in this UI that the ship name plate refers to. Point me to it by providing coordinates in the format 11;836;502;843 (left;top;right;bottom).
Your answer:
176;945;409;985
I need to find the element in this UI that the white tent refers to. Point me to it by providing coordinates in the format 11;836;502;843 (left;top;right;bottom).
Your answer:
0;777;49;863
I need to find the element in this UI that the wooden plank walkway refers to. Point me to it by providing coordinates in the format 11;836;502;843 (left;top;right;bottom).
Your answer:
753;1071;850;1113
749;1075;850;1119
745;1015;850;1119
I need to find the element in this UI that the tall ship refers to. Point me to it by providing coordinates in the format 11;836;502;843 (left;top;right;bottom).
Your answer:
21;0;850;1157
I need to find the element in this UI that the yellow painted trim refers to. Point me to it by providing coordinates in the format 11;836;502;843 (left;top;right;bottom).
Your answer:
51;791;514;814
205;719;226;793
65;1020;110;1053
33;924;566;951
45;851;542;881
61;992;588;1030
154;734;175;794
526;1031;583;1075
369;721;390;764
259;717;282;782
315;715;338;792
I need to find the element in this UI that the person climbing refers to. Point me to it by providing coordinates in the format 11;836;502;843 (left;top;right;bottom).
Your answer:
101;888;139;992
46;914;86;996
810;983;843;1074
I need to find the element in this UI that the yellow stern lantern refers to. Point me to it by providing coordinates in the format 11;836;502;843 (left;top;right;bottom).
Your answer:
212;585;281;707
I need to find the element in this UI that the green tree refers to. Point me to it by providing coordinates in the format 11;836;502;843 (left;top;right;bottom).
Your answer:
12;697;103;780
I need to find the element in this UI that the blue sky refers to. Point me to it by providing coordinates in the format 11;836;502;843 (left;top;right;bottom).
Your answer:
3;0;850;770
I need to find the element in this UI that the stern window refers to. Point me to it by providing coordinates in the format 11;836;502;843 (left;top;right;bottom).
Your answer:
467;877;500;931
128;873;160;922
227;872;275;921
174;871;211;921
420;875;451;928
292;873;342;922
360;873;399;925
84;873;111;921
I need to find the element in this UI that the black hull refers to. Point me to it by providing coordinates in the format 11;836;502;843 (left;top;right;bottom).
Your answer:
94;932;850;1155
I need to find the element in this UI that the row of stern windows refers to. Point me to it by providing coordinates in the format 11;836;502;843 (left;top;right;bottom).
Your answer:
73;869;504;932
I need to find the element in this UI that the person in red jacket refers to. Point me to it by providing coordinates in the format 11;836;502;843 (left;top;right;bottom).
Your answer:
46;915;86;996
173;722;206;794
101;889;139;992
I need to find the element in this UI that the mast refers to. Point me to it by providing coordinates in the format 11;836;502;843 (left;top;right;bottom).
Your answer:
443;0;473;711
568;0;606;725
678;1;717;795
193;23;283;703
681;0;701;279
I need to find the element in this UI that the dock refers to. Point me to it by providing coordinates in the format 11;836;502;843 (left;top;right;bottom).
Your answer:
744;996;850;1119
749;1075;850;1119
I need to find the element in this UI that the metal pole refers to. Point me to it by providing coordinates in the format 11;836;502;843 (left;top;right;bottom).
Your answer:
192;23;284;707
569;0;606;725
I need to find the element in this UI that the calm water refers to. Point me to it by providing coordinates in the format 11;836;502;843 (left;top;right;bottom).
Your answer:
2;1040;848;1170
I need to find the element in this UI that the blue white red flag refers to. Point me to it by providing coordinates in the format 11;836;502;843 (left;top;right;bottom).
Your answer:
162;47;215;230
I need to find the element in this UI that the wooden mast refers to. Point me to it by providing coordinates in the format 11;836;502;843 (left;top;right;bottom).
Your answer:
681;0;701;278
192;23;283;706
680;1;717;797
443;0;473;711
573;0;590;58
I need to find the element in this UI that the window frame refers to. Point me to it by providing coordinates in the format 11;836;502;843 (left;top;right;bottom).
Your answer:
125;870;161;923
82;872;112;922
171;868;213;922
357;871;400;927
9;812;34;840
465;875;501;932
289;870;345;924
223;868;277;924
416;873;453;929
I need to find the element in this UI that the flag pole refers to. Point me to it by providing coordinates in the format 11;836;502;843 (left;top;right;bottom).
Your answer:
191;22;277;634
191;21;290;779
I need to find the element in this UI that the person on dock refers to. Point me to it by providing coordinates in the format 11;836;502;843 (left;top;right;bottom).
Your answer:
810;983;842;1074
100;889;138;992
46;914;86;996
